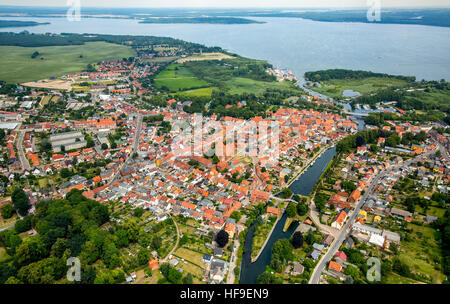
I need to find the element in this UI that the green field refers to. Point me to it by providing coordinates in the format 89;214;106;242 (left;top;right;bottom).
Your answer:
398;223;445;283
0;247;10;262
311;77;410;99
154;63;210;92
0;42;136;83
176;87;217;97
225;77;297;95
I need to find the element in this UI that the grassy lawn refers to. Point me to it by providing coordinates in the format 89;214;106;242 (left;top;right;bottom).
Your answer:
154;63;210;92
385;272;421;284
0;42;136;83
176;87;217;97
38;178;48;188
311;77;409;99
174;247;207;269
251;219;276;260
225;77;296;95
0;213;17;230
399;223;445;283
154;78;210;92
0;247;10;262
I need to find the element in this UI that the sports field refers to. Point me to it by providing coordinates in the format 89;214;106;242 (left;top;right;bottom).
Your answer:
0;42;136;83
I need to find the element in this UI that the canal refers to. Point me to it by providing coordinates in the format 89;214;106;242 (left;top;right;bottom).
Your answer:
239;146;337;283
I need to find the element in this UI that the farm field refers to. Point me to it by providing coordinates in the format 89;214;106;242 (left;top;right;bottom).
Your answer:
0;42;136;83
176;52;234;63
310;77;410;99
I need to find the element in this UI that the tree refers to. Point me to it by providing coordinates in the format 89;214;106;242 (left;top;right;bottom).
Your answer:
125;221;139;243
101;143;108;150
305;229;315;245
280;187;293;199
257;271;282;284
137;247;150;266
115;229;129;248
151;235;162;250
296;203;308;216
133;207;144;217
182;273;193;284
215;230;229;248
11;188;30;216
356;136;365;147
230;211;242;222
291;231;304;249
1;203;14;219
14;215;32;233
286;202;297;218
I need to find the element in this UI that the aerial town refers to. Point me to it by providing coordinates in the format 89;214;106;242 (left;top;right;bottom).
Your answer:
0;33;449;286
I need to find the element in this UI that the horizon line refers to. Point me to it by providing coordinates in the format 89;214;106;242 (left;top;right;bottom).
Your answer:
1;5;450;9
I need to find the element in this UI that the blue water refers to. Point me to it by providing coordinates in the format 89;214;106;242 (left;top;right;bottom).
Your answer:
1;17;449;81
289;146;337;196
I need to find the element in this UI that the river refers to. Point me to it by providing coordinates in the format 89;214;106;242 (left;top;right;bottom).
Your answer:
239;145;337;283
1;16;449;81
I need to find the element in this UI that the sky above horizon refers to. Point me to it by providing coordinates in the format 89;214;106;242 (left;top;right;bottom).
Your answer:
1;0;449;8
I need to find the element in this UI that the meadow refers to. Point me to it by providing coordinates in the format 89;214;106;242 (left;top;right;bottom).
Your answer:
0;42;136;83
311;77;410;99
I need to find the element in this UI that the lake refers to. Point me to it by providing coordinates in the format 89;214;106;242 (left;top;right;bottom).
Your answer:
1;17;449;81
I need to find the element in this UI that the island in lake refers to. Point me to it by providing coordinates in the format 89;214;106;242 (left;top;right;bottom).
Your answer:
139;17;264;24
0;20;49;28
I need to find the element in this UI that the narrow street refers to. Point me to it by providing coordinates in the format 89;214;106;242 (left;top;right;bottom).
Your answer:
16;130;30;171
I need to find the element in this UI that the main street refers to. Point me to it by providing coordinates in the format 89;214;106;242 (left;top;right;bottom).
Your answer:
16;130;30;171
108;113;143;186
309;149;436;284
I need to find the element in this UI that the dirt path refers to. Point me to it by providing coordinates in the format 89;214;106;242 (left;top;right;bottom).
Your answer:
162;215;180;263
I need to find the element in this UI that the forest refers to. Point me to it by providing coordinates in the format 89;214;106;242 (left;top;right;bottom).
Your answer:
0;32;221;54
304;69;416;82
0;189;159;284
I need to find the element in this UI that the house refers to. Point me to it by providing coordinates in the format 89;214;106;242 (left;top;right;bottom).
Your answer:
148;259;159;271
345;236;355;249
291;262;304;276
209;259;227;283
250;190;270;203
266;206;279;217
202;254;213;264
425;215;438;224
331;209;348;230
213;247;223;257
389;207;412;219
322;234;334;247
329;261;342;272
335;251;347;263
349;189;361;203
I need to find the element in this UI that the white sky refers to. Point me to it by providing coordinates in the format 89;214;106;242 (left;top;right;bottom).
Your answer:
1;0;449;8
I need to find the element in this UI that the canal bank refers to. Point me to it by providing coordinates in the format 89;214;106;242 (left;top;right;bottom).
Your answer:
239;213;299;284
239;146;337;283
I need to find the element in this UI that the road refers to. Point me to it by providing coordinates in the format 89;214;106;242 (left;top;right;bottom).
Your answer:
226;235;240;284
16;130;30;171
108;114;143;186
309;149;435;284
162;215;180;263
